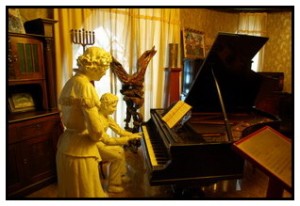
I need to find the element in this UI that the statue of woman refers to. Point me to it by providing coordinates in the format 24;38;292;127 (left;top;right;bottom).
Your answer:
56;47;112;197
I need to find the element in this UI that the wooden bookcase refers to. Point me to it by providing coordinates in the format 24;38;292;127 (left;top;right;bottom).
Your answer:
7;18;63;198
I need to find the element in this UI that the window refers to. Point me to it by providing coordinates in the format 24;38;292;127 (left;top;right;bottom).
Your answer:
237;12;267;72
71;8;181;129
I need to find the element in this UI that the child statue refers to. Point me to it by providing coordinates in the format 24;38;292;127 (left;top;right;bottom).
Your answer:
97;93;142;193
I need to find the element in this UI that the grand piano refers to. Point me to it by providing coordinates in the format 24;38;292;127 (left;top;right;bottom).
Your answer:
141;33;281;191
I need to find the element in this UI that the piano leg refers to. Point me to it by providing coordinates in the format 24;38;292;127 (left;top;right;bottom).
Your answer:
266;177;285;198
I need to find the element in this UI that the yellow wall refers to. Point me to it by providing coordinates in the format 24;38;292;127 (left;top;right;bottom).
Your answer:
17;8;292;93
264;12;292;93
18;8;52;21
181;8;239;51
180;8;292;93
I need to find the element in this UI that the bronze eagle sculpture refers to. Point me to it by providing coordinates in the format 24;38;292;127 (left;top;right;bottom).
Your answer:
110;46;157;136
111;46;157;86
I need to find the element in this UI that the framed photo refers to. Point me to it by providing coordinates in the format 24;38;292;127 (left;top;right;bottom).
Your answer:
8;8;26;34
8;92;35;113
182;28;206;59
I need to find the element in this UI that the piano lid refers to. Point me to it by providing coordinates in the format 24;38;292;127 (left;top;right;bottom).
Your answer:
185;32;269;113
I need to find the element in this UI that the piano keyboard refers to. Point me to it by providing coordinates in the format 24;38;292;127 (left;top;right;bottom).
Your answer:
142;125;169;168
142;125;158;166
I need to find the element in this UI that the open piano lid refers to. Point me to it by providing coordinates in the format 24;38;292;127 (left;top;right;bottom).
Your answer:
185;32;269;113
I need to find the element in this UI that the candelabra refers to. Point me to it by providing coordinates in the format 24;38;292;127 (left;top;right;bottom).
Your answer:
71;29;95;53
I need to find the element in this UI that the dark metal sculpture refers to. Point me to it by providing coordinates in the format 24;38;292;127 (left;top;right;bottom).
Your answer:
111;46;157;133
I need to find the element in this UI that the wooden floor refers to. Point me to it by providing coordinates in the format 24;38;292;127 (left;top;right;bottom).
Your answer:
26;146;292;200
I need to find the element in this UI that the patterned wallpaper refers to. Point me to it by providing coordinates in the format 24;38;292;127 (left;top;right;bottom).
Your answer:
18;8;52;22
264;12;292;93
180;8;292;93
17;8;292;93
180;8;239;52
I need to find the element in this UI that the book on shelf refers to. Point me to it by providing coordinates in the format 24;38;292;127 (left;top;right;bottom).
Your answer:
162;100;192;128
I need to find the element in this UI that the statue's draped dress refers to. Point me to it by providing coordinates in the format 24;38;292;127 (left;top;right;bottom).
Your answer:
56;73;106;197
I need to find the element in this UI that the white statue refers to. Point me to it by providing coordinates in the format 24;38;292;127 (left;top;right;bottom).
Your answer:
97;93;142;193
56;47;112;198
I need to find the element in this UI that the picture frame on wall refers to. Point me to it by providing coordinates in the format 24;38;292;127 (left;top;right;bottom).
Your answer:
8;92;35;113
8;8;26;34
182;28;206;59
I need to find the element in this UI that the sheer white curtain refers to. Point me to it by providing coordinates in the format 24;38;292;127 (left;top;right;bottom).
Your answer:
55;8;181;128
237;12;267;71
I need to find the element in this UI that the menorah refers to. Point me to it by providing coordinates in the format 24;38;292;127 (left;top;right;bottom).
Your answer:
71;29;95;53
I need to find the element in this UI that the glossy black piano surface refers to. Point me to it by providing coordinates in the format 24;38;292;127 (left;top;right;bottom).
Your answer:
141;33;281;186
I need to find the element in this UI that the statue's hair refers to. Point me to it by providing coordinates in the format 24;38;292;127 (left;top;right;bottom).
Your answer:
100;93;119;105
77;47;112;73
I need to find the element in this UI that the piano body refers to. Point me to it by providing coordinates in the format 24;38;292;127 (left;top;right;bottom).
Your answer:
141;33;281;188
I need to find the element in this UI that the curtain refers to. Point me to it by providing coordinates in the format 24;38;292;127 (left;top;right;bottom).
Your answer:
54;8;93;94
237;12;267;71
54;8;181;127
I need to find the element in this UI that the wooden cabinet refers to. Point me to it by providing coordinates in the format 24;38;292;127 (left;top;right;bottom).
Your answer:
8;34;45;80
7;114;62;197
181;58;204;98
7;19;63;198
